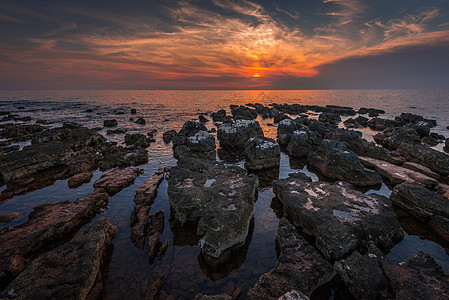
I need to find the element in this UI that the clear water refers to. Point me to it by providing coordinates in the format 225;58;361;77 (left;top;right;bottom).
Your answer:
0;90;448;299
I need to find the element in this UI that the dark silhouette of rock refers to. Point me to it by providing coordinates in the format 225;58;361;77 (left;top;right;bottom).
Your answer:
358;107;385;117
210;109;227;121
367;118;402;131
136;117;146;125
163;129;177;143
230;105;257;120
318;112;341;124
199;114;209;122
343;116;368;128
103;119;118;127
125;133;154;149
248;218;335;299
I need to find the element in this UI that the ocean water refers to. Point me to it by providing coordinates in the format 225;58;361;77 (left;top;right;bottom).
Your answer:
0;90;448;299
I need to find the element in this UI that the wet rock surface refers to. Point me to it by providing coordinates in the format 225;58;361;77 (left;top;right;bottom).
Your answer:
167;158;258;258
67;171;93;188
93;167;143;196
217;120;264;152
2;216;117;300
308;140;383;186
273;176;404;260
173;121;216;160
248;218;335;299
286;126;322;158
244;137;280;170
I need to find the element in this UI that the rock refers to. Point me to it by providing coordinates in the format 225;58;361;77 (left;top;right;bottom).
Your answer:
277;119;301;146
196;294;232;300
277;290;310;300
343;116;368;128
374;127;421;149
173;121;216;160
271;103;307;115
334;247;391;300
167;159;258;258
0;125;105;184
125;133;154;148
244;137;280;170
402;161;440;180
396;112;437;127
0;188;109;288
211;109;227;122
136;117;146;125
391;182;449;221
199;114;209;122
397;142;449;176
358;107;385;117
273;176;404;260
422;132;445;147
308;140;383;186
103;119;118;127
163;129;177;143
0;123;43;140
248;218;335;299
131;108;137;114
272;110;291;123
326;129;405;165
98;143;148;170
413;121;431;137
217;120;264;152
0;145;19;155
130;169;165;249
0;213;19;223
359;156;439;188
286;126;321;158
1;216;117;300
106;128;127;135
67;172;93;188
147;211;165;263
93;168;143;196
367;118;402;131
144;276;163;300
444;138;449;153
318;112;341;124
230;105;257;120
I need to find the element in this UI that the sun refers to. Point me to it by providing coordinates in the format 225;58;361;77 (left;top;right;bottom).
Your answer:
252;73;261;78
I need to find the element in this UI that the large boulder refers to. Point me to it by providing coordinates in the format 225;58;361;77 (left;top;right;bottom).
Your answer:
244;137;280;170
277;118;299;146
286;126;322;158
273;175;404;260
308;140;383;186
2;217;117;300
217;120;264;152
173;121;216;160
248;218;335;299
374;127;421;150
167;159;258;258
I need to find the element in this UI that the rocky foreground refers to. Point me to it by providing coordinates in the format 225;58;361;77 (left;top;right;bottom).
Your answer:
0;103;449;299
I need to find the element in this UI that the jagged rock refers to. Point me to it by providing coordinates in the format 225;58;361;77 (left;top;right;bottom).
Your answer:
374;127;421;150
318;112;341;124
343;116;368;128
277;290;310;300
103;119;117;127
130;169;165;249
147;211;165;262
326;129;405;165
422;132;445;147
367;118;402;131
145;276;163;300
391;182;449;220
323;105;356;116
131;108;137;114
244;137;280;170
93;168;143;196
277;119;301;146
217;120;264;152
444;138;449;153
273;176;404;260
199;114;209;122
98;143;148;170
0;213;19;223
413;121;431;137
0;123;43;141
397;142;449;176
402;161;440;180
230;105;257;120
2;217;117;300
173;121;216;160
0;188;109;288
308;140;383;186
286;126;321;158
358;107;385;117
395;112;437;127
135;117;146;125
359;156;439;188
0;125;105;183
163;129;177;143
211;109;227;122
167;159;258;258
125;133;154;148
196;294;232;300
248;218;335;299
67;172;93;188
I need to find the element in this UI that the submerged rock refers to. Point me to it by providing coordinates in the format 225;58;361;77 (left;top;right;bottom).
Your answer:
167;159;258;258
2;216;117;300
308;140;383;186
248;218;335;299
244;137;280;170
273;176;404;260
173;121;216;160
217;120;264;152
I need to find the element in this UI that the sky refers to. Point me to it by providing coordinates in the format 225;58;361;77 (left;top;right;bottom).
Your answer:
1;0;449;90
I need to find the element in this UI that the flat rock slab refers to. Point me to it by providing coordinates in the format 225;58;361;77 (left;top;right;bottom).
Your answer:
68;171;93;188
93;167;143;195
402;161;440;180
397;142;449;177
248;218;335;299
130;169;165;249
359;156;439;188
273;176;404;260
167;159;258;258
0;188;109;287
2;216;117;300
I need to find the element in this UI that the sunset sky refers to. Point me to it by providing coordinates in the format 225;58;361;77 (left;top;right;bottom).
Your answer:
1;0;449;89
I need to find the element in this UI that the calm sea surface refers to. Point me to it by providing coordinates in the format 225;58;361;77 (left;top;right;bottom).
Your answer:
0;90;448;299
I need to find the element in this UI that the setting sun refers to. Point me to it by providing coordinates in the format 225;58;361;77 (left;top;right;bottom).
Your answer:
252;73;261;77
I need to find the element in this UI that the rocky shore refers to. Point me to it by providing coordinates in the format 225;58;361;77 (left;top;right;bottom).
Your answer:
1;100;449;299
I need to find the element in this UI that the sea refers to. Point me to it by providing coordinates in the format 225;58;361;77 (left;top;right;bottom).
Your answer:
0;90;448;299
